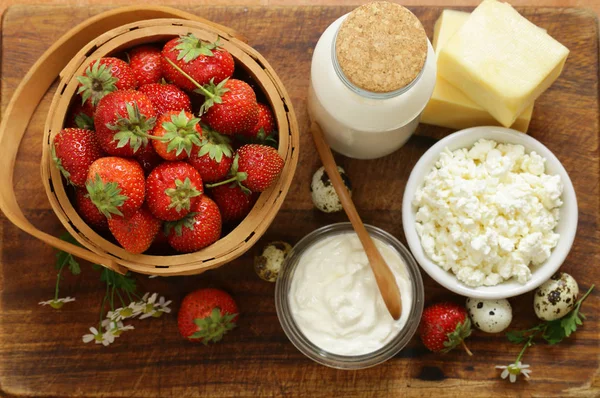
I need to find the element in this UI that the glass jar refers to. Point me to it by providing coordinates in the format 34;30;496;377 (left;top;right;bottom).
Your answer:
275;223;425;369
308;2;436;160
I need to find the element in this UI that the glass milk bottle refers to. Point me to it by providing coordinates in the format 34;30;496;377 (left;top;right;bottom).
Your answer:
308;1;436;160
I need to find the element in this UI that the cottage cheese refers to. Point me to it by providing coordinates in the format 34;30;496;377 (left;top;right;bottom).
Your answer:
413;139;563;287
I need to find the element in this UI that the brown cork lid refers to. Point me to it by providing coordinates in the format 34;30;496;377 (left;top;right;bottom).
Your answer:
335;1;428;93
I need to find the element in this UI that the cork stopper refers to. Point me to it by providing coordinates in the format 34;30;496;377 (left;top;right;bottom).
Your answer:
335;1;428;93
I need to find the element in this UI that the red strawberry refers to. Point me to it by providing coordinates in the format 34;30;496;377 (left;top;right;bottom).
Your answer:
76;57;137;107
74;188;108;231
243;103;275;138
207;144;283;193
166;195;221;253
146;162;203;221
52;128;103;187
177;288;238;343
139;83;191;115
108;206;161;254
134;143;163;175
162;34;234;92
129;45;163;86
188;125;233;183
419;302;473;355
85;157;145;218
210;184;258;223
151;110;202;161
94;90;157;157
200;79;259;135
67;101;95;130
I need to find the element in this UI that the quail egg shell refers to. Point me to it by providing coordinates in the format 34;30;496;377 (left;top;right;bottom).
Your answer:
466;298;512;333
254;241;292;282
534;272;579;321
310;166;352;213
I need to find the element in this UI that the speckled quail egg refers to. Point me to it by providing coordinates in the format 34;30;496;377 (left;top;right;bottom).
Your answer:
466;298;513;333
254;241;292;282
534;272;579;321
310;166;352;213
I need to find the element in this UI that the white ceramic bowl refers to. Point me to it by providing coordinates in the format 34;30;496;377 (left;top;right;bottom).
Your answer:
402;126;578;299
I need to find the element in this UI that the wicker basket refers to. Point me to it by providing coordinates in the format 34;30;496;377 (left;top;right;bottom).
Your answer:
38;17;299;276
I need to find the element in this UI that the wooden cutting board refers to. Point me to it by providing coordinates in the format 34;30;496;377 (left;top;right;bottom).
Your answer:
1;5;598;397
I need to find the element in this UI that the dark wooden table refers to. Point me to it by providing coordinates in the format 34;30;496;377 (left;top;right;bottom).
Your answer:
0;5;598;397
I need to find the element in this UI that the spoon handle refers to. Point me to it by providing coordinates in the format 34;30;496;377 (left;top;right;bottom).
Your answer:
310;122;402;320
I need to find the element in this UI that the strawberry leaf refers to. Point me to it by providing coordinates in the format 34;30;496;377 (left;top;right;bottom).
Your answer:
190;308;237;344
51;145;72;183
165;178;202;212
164;212;198;236
441;317;472;353
197;78;229;115
160;110;202;157
107;102;156;153
76;60;118;107
85;173;128;218
75;113;95;130
174;34;220;63
196;124;232;163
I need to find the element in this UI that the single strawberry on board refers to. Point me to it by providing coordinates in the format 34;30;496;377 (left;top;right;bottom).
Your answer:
419;302;473;355
209;184;258;223
206;144;284;193
134;142;163;175
52;128;103;187
146;162;203;221
76;57;137;107
188;124;234;183
85;157;145;218
67;101;95;130
162;34;234;92
165;195;221;253
94;90;157;157
108;206;161;254
177;288;238;343
129;45;163;86
151;110;202;161
139;82;191;116
74;188;108;231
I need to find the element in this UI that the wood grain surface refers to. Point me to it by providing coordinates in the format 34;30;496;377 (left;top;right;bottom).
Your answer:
0;5;599;397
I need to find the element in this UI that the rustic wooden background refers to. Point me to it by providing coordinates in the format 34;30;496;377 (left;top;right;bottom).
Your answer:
0;4;598;397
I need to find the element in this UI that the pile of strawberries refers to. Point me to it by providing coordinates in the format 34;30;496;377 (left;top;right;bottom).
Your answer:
52;34;284;254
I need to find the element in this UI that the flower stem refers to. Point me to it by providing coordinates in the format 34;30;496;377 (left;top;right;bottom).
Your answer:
164;57;213;98
116;288;126;307
461;340;473;357
99;281;110;331
110;285;116;311
54;262;66;301
515;334;536;364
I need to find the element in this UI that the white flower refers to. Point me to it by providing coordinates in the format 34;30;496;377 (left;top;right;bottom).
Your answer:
107;301;143;321
38;296;76;309
138;293;171;319
82;327;115;346
102;320;135;336
496;361;532;383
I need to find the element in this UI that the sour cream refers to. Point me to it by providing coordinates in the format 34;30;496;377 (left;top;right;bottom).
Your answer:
288;232;412;356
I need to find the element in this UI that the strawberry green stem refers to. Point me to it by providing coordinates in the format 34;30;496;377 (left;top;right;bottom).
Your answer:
164;57;214;99
205;176;238;189
461;340;473;357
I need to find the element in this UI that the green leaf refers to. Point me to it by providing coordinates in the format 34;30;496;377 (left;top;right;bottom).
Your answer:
174;34;220;63
99;268;137;293
75;59;119;107
55;233;81;275
441;317;472;353
75;113;95;130
85;173;128;218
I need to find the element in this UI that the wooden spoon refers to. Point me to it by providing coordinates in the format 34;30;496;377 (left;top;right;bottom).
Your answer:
310;122;402;320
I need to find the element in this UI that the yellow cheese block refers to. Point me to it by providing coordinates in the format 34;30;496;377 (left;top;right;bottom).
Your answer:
421;9;533;132
437;0;569;127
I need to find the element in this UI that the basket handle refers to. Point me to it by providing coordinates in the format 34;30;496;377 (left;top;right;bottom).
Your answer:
0;6;246;274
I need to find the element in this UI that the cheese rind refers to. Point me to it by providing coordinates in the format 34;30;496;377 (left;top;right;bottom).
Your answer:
421;9;533;132
437;0;569;127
